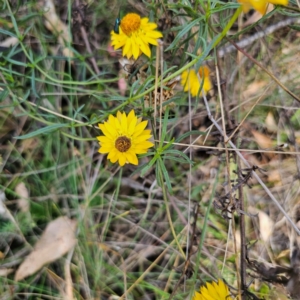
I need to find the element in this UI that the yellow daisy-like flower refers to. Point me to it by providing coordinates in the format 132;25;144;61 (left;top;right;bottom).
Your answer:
181;66;212;97
111;13;163;59
238;0;288;15
97;110;154;167
193;279;233;300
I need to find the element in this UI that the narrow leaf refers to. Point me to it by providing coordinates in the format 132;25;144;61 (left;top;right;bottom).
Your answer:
15;123;67;139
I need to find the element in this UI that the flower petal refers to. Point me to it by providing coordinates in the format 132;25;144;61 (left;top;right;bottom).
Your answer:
110;13;162;59
124;151;138;165
96;110;154;166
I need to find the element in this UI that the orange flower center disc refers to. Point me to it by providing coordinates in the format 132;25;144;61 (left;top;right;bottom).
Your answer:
120;13;141;36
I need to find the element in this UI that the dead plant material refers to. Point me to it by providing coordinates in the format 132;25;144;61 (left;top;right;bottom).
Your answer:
15;182;29;213
72;3;89;31
247;202;300;300
38;0;74;58
119;57;148;84
14;217;77;281
144;77;180;112
214;166;262;219
247;259;291;285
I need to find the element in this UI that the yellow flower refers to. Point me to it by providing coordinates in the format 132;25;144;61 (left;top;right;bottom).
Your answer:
238;0;288;15
97;110;154;166
193;279;233;300
181;66;212;97
111;13;163;59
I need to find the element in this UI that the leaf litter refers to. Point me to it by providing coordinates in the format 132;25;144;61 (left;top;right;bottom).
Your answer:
14;216;77;281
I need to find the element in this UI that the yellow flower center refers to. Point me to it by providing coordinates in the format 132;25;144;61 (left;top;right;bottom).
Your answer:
199;65;210;78
115;136;131;152
120;13;141;36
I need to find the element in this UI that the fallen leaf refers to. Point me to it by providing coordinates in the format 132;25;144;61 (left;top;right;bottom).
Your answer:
265;111;278;133
258;211;274;242
15;216;77;281
276;249;290;260
0;190;6;217
248;207;274;242
0;36;18;48
15;182;29;213
267;169;282;184
0;268;14;277
242;81;267;99
251;129;274;159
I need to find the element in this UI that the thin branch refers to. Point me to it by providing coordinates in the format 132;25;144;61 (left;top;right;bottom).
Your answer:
238;157;247;299
218;17;300;58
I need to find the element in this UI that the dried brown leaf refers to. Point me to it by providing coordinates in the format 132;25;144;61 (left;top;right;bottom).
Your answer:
242;81;267;99
0;190;6;217
0;268;14;277
15;182;29;213
247;207;274;243
0;36;18;47
267;170;282;184
265;111;278;133
258;210;274;242
251;129;274;159
15;216;77;281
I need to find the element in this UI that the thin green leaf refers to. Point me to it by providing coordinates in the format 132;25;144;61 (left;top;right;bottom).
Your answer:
140;156;157;177
174;130;206;143
165;17;203;52
289;25;300;31
164;155;190;165
161;138;175;151
164;149;193;164
0;28;17;38
31;68;39;98
0;88;9;102
158;158;172;193
15;123;67;139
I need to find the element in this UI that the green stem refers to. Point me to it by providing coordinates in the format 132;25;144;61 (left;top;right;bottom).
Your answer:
213;6;243;48
158;164;186;259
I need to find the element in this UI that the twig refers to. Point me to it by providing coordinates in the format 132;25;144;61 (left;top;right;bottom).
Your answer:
237;158;247;299
218;17;300;58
